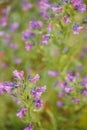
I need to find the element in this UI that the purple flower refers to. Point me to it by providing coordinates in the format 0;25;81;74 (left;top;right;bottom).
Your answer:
58;81;65;90
33;98;43;108
13;58;22;64
1;62;8;68
57;101;64;107
40;11;50;19
47;22;53;32
81;76;87;88
3;33;11;44
52;7;62;12
82;91;87;96
72;0;82;7
41;34;50;45
4;85;13;93
2;82;15;93
66;71;76;82
24;124;34;130
36;85;46;92
64;16;71;24
29;20;43;29
13;70;24;79
72;98;80;104
22;30;34;40
22;3;33;11
31;86;46;99
28;74;40;83
38;1;50;11
25;42;32;51
0;17;7;27
48;70;59;77
58;93;65;97
16;106;28;118
13;98;22;105
31;86;46;108
72;0;86;12
9;43;18;49
37;21;43;29
77;4;86;12
0;83;4;94
29;20;37;29
64;86;74;93
73;24;84;34
9;22;19;31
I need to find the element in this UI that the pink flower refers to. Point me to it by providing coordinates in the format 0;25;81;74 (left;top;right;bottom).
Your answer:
4;86;13;93
9;22;19;31
64;16;71;24
47;22;53;32
13;98;22;105
41;34;50;45
25;42;32;51
0;83;4;94
73;24;84;34
36;85;46;92
28;74;40;83
72;0;86;12
22;3;33;11
9;43;18;49
52;7;62;12
13;70;24;79
64;87;74;93
0;17;7;27
72;98;80;104
48;71;58;77
16;106;28;118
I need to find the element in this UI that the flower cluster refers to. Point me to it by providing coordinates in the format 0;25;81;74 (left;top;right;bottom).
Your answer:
53;71;87;107
72;0;86;12
0;70;46;130
31;85;46;108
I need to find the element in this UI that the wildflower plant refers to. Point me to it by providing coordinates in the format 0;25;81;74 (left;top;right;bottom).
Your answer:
0;0;87;130
0;70;46;129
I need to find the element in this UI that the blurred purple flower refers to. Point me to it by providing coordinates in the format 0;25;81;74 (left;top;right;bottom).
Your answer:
29;20;43;29
41;34;50;45
22;30;34;40
82;90;87;96
0;17;7;27
72;0;86;12
64;16;71;24
73;24;84;34
9;43;18;49
72;98;80;104
13;70;24;79
24;124;34;130
66;71;76;82
0;83;4;94
52;7;62;12
28;74;40;83
48;70;59;77
16;106;28;118
22;3;33;11
13;58;22;64
25;42;32;51
9;22;19;31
